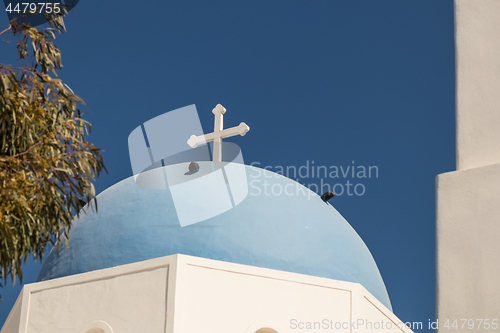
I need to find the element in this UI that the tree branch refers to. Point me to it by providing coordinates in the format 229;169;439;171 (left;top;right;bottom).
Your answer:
0;25;12;36
0;65;39;73
10;141;43;158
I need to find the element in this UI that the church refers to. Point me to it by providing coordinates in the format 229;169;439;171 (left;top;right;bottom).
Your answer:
1;103;411;333
2;1;500;332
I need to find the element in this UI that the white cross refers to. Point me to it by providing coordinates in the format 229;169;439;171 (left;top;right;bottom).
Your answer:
187;104;250;162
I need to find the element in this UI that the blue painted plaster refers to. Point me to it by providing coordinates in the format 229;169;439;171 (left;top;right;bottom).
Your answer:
37;163;392;310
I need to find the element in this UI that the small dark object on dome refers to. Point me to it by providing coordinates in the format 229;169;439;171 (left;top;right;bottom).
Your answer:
77;198;86;206
321;191;335;203
188;162;200;173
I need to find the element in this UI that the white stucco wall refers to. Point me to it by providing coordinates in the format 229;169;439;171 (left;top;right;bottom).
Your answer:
436;1;500;332
175;255;413;333
27;267;168;333
1;259;171;333
2;254;413;333
455;0;500;170
436;163;500;332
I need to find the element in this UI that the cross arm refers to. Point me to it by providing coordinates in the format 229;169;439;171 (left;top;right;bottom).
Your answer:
220;122;250;139
187;132;215;148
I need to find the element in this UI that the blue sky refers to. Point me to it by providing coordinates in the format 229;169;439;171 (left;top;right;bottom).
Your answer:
1;1;455;330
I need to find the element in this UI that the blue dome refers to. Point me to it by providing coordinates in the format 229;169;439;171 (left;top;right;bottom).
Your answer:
37;162;392;310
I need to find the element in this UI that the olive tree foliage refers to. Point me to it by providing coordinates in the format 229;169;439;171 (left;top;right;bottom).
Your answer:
0;17;106;292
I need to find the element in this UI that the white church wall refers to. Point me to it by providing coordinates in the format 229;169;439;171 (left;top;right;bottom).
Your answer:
1;257;171;333
455;0;500;170
27;267;168;333
437;163;500;332
2;254;413;333
172;255;413;333
180;259;351;332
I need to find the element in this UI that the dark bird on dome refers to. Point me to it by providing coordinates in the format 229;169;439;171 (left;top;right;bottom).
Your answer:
321;191;335;203
188;161;200;173
77;198;86;207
